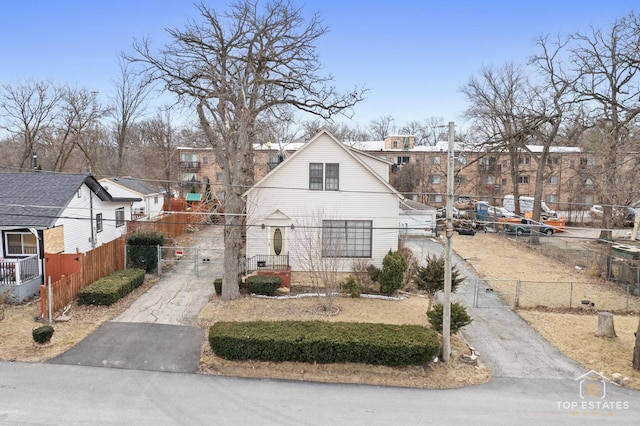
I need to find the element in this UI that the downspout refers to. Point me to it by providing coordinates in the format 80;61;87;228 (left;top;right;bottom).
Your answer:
89;189;96;249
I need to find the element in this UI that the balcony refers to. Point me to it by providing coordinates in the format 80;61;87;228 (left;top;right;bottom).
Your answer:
178;161;201;171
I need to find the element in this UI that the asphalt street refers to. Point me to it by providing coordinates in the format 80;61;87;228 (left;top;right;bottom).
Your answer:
1;361;639;425
1;229;638;424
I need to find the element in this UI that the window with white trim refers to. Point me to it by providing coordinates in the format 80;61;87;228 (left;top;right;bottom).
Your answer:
322;220;372;258
96;213;103;233
5;232;38;256
309;163;339;191
115;208;125;227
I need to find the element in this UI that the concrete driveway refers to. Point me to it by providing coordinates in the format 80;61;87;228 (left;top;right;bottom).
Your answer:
402;236;585;380
49;226;224;373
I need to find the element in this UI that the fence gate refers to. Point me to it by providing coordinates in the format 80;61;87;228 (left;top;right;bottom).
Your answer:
157;246;223;278
472;278;519;308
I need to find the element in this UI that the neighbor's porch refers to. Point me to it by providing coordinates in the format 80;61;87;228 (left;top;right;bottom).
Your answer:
0;255;43;302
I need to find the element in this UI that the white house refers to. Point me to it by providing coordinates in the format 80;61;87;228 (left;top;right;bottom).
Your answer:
243;129;403;276
99;177;165;221
0;172;140;301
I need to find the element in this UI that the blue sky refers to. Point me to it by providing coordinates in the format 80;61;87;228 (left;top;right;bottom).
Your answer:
1;1;638;129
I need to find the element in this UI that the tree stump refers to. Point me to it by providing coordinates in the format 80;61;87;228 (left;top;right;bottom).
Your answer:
595;312;617;338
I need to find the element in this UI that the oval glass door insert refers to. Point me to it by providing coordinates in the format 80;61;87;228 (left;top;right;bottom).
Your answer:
273;228;283;255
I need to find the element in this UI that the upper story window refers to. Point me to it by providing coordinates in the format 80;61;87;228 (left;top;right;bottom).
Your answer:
519;156;531;165
394;156;410;165
428;175;441;184
115;207;125;228
518;175;529;184
309;163;339;191
429;156;441;165
96;213;103;233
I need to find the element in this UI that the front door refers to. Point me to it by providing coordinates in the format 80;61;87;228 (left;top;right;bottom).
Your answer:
270;226;285;257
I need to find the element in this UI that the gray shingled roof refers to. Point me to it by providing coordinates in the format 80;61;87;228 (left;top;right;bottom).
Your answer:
103;177;164;196
0;172;138;228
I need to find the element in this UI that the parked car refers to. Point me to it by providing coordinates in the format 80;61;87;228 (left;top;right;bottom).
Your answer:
455;227;476;236
503;219;556;236
590;204;636;227
487;205;516;218
436;206;460;218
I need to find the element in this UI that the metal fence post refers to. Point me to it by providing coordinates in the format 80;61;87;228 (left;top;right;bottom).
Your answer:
195;247;199;277
157;245;161;277
473;278;478;308
569;282;573;308
514;279;521;308
626;285;630;311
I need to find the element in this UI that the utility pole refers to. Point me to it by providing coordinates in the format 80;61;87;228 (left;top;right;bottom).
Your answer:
443;121;454;362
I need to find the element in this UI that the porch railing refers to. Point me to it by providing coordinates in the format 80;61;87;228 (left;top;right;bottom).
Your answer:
240;253;290;275
0;255;40;286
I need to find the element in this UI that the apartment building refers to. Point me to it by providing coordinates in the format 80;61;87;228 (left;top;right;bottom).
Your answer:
176;135;635;212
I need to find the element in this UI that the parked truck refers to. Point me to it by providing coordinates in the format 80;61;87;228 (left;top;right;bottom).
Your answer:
503;195;557;219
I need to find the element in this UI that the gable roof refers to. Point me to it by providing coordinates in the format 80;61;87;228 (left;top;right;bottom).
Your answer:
100;177;164;196
0;172;140;228
243;129;402;199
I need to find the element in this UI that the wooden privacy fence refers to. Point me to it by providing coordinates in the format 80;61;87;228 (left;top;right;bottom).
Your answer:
127;212;200;238
40;238;125;319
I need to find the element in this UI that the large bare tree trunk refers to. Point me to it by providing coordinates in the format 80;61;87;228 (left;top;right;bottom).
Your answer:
633;317;640;370
595;312;617;338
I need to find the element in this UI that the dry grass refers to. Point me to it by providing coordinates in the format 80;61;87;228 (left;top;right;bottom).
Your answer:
452;232;640;390
0;276;158;362
196;293;490;388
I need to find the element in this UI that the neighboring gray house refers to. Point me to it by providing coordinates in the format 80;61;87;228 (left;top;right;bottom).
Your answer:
99;177;166;221
399;199;437;237
0;172;140;301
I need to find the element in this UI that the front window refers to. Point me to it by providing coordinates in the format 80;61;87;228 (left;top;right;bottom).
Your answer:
115;208;125;228
322;220;372;258
430;156;441;165
428;175;441;184
518;175;529;184
5;232;38;256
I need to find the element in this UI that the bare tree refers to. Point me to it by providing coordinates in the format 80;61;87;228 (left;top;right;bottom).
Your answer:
110;56;153;176
137;108;178;207
46;87;106;172
132;0;365;300
570;12;640;239
0;80;62;170
369;115;395;140
462;63;538;217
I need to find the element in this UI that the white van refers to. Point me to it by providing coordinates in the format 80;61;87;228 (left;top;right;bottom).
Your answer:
503;195;556;218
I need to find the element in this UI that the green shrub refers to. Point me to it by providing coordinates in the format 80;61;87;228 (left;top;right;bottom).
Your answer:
340;276;361;298
379;250;408;295
246;275;281;296
209;321;439;366
32;325;54;344
427;302;473;335
126;233;165;272
77;269;146;306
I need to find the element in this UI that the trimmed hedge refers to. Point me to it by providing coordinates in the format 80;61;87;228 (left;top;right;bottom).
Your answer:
246;275;281;296
32;325;54;344
77;269;146;306
209;320;439;366
127;233;165;272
